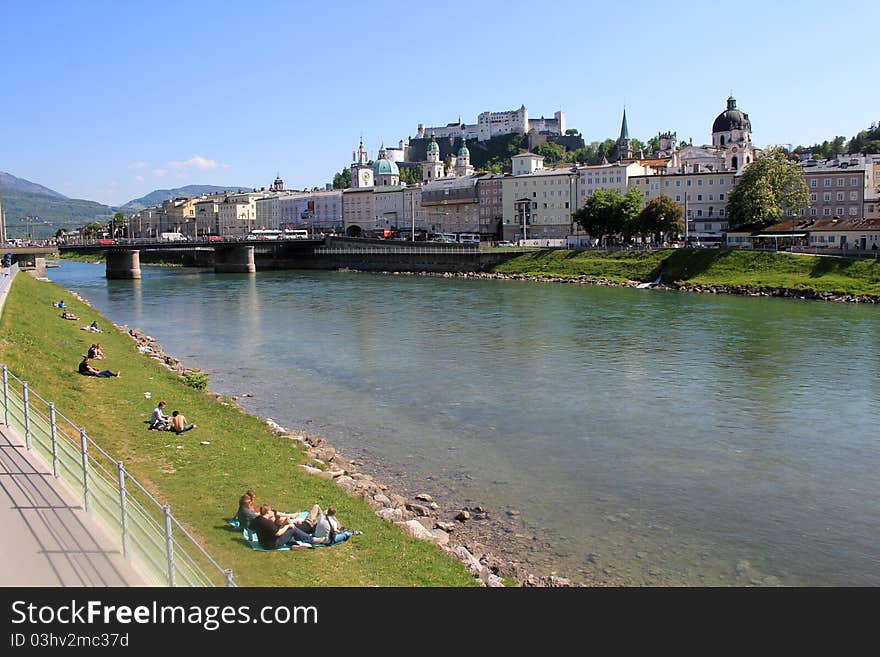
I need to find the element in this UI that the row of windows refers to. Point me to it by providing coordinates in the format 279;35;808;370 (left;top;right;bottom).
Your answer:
513;179;571;187
686;209;725;218
811;192;860;202
636;177;729;187
808;177;862;187
802;207;861;217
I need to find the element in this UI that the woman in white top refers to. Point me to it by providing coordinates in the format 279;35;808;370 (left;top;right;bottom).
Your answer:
312;506;360;545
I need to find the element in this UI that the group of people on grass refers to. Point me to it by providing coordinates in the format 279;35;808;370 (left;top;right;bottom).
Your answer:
150;400;196;434
236;490;360;549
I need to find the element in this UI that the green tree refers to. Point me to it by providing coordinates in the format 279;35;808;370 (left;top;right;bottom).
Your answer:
726;147;809;229
647;136;661;156
565;128;580;135
638;195;683;242
399;165;423;185
533;142;566;165
573;188;643;245
55;227;69;238
83;222;104;238
332;168;351;189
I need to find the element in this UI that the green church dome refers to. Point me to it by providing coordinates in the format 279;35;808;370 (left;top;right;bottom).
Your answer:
373;157;400;176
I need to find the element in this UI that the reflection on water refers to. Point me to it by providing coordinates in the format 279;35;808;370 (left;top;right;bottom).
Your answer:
53;262;880;585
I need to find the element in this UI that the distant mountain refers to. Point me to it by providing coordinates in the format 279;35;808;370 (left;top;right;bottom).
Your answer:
0;171;112;238
0;171;68;199
119;185;251;213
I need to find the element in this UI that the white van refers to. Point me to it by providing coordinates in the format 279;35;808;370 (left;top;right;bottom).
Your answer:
160;232;185;241
457;233;480;244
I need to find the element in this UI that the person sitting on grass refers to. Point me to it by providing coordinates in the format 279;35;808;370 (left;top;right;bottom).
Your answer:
78;356;119;378
312;506;361;545
235;491;258;530
250;504;316;549
54;300;65;309
87;343;105;360
60;311;79;320
150;401;170;430
170;410;196;434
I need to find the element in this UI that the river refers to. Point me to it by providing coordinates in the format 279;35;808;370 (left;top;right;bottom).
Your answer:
49;261;880;585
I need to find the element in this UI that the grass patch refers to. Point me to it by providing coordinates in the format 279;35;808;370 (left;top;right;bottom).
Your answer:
490;249;880;296
0;274;476;587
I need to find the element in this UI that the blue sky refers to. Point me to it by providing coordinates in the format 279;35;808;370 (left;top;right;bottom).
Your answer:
1;0;876;206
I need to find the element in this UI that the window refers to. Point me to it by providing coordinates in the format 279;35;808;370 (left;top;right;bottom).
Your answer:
836;207;844;216
851;177;859;186
675;195;681;202
849;207;858;216
850;191;858;201
824;178;831;187
709;194;714;201
837;192;844;202
828;236;835;242
676;180;681;187
837;178;844;187
697;194;703;201
810;193;817;202
533;192;536;198
697;209;703;217
823;208;831;216
824;192;831;202
810;179;817;188
687;180;692;186
719;193;725;201
698;179;703;186
709;179;714;185
810;208;817;216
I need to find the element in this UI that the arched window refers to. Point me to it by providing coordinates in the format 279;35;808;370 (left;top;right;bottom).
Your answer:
746;156;751;164
720;135;726;146
708;207;714;217
732;156;738;170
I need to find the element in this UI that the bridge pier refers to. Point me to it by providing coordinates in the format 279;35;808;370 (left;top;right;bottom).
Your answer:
214;245;255;274
106;250;142;279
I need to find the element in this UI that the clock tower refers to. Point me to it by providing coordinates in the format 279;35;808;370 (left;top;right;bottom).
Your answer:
351;137;374;188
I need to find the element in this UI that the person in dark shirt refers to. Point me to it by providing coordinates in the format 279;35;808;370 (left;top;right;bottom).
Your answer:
78;356;119;378
250;505;315;549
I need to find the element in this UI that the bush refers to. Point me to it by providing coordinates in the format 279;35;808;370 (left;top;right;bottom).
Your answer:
183;368;209;390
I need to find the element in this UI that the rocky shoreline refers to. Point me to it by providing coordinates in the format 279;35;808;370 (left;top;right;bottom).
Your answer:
112;317;577;587
372;270;880;304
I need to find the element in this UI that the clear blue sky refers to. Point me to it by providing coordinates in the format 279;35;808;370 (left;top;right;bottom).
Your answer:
1;0;876;206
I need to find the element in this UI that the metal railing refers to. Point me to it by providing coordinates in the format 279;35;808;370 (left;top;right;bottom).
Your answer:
1;365;235;587
315;246;480;255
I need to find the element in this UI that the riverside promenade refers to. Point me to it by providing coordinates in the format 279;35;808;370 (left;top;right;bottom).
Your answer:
0;423;144;586
0;266;143;587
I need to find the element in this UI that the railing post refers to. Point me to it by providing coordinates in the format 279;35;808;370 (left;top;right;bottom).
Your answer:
49;403;59;478
117;461;130;561
163;505;176;586
79;428;90;513
22;381;31;450
2;365;8;427
224;569;235;588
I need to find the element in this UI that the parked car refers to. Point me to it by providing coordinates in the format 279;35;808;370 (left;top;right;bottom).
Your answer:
97;239;116;246
496;240;516;247
207;236;224;242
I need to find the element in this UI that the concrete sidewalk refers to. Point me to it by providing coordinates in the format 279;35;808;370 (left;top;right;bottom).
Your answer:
0;424;145;587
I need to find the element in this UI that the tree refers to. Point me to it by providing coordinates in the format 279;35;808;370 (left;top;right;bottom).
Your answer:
55;227;69;238
111;211;125;237
726;147;809;229
533;142;566;165
573;188;643;245
565;128;580;135
399;165;423;185
638;195;683;242
82;222;104;238
332;168;351;189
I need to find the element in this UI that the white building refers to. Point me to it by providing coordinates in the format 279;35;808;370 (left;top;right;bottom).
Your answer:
502;154;576;240
577;161;646;209
218;192;265;236
417;106;565;143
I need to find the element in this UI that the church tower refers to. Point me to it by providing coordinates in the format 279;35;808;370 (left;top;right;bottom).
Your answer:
351;137;373;188
712;96;754;172
617;108;633;161
422;133;446;182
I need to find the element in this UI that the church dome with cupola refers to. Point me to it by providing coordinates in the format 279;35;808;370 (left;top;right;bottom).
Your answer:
373;144;400;186
713;96;751;134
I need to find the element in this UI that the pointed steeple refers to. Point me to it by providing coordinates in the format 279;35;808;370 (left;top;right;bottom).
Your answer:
619;108;629;141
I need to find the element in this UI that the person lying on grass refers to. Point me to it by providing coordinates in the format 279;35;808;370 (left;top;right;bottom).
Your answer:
60;311;79;320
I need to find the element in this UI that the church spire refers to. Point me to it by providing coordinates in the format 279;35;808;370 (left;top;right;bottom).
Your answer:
619;108;629;141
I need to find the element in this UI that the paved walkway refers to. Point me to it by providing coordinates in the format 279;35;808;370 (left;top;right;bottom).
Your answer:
0;424;144;587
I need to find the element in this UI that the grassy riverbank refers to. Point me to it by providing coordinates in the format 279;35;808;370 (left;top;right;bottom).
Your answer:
0;273;476;586
489;249;880;297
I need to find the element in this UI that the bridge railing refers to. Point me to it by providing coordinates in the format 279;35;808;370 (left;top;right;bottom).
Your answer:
315;246;481;255
1;365;235;587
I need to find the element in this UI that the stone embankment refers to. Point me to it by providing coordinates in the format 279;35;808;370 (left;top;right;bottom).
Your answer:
121;320;571;588
372;270;880;303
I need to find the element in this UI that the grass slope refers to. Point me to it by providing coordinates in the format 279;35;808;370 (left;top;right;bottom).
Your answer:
0;274;475;587
490;249;880;296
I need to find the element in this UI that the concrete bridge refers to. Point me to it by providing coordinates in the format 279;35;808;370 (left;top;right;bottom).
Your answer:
56;236;520;278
